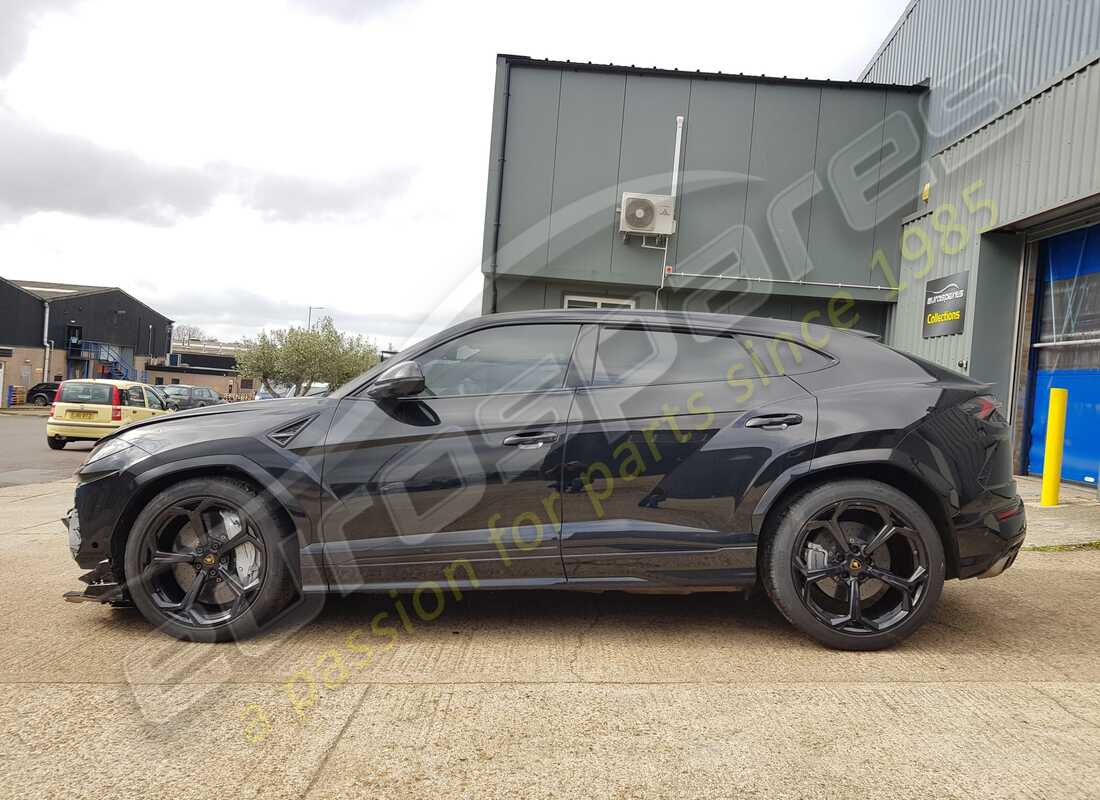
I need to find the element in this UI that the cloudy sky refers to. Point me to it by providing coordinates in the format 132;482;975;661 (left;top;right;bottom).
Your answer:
0;0;908;347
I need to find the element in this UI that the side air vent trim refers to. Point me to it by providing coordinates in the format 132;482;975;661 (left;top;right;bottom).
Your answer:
267;415;317;448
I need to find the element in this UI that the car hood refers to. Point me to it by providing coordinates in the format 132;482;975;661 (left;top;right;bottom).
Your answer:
110;396;337;448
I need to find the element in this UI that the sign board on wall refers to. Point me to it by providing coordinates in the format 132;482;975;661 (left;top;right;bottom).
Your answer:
922;271;968;338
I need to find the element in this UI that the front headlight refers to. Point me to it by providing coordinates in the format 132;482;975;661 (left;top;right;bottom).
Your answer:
83;438;134;467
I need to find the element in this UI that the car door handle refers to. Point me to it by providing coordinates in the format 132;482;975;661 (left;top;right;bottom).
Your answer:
503;431;559;449
745;413;803;431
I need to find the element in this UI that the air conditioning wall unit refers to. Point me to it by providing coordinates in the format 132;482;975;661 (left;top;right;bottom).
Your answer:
619;192;676;237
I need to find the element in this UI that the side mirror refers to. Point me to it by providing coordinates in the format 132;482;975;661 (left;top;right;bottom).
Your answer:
367;361;425;400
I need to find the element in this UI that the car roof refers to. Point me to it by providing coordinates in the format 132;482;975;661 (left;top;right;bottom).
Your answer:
332;309;881;399
438;308;880;346
60;378;145;388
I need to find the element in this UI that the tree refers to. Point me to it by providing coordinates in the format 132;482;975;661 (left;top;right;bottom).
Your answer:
235;329;284;396
236;317;378;396
172;324;206;343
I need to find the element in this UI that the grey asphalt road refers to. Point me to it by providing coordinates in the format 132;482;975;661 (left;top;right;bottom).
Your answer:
0;414;91;486
2;477;1099;799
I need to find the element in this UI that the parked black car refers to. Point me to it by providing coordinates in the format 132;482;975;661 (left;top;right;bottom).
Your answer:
63;311;1025;650
160;384;225;410
27;382;60;406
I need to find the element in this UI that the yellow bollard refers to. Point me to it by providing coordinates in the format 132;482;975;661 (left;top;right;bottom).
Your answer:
1039;387;1068;507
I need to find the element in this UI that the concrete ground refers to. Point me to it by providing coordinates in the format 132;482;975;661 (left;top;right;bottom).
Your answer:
0;413;91;487
1017;475;1100;548
1;426;1098;798
1;478;1098;799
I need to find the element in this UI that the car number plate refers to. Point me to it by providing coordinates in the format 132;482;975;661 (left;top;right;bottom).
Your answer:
68;410;96;420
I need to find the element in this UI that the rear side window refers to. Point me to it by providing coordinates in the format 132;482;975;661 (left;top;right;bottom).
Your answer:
124;386;145;406
594;328;750;387
416;324;580;397
58;383;113;405
737;335;834;377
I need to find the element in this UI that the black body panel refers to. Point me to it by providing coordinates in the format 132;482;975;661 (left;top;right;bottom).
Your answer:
66;310;1025;600
560;378;815;588
320;389;572;588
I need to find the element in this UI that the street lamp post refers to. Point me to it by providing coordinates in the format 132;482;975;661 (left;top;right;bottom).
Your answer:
307;306;325;329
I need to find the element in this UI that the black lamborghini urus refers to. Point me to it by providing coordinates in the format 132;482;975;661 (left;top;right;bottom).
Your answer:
63;310;1025;650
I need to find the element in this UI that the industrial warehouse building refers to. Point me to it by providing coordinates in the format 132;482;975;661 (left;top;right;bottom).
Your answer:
0;278;247;405
479;0;1100;484
0;277;173;406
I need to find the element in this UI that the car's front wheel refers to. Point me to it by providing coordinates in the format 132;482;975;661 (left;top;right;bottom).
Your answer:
761;479;945;651
124;477;296;642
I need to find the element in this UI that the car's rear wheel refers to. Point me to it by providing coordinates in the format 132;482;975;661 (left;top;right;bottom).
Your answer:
32;394;49;407
124;477;296;642
761;479;945;651
47;437;66;450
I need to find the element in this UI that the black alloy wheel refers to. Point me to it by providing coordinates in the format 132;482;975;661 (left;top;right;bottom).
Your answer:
792;500;930;633
138;497;267;626
124;478;295;642
762;480;945;651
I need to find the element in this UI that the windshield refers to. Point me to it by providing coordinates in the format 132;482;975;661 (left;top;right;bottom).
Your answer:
58;382;114;404
162;386;188;396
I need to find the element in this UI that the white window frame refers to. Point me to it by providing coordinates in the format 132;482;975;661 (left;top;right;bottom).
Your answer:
563;294;636;310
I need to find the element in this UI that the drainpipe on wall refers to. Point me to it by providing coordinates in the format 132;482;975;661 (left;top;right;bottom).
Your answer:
655;115;685;311
41;301;50;379
488;59;513;314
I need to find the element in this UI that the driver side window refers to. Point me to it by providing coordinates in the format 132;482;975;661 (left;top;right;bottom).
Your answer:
145;388;166;410
415;324;580;397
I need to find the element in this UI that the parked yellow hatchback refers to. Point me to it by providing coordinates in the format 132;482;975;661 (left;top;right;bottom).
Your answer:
46;379;172;450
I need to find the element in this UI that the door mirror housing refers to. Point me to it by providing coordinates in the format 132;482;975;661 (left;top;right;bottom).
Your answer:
367;361;425;400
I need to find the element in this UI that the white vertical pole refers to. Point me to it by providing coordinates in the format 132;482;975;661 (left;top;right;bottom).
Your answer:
670;115;684;198
657;115;685;310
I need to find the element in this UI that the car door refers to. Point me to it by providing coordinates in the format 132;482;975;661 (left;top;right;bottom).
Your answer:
560;324;821;587
320;322;583;590
143;386;170;417
121;385;153;424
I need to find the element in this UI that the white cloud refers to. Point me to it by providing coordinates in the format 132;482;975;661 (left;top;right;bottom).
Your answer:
0;0;909;347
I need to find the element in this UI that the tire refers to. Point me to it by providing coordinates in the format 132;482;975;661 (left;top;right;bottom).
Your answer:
32;394;49;407
761;479;945;651
47;437;66;450
124;477;297;642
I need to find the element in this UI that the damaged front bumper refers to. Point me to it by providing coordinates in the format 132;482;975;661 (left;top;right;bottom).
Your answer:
61;509;132;607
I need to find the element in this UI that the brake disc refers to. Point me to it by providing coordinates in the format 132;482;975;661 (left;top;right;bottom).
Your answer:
220;510;259;587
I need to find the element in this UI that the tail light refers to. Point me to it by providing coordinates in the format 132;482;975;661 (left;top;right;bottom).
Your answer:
995;498;1024;521
49;402;56;418
111;386;122;421
965;395;1003;422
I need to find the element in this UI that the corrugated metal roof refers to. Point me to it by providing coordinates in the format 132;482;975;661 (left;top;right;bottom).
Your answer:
9;279;116;300
858;0;1100;153
3;276;175;323
500;54;926;93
